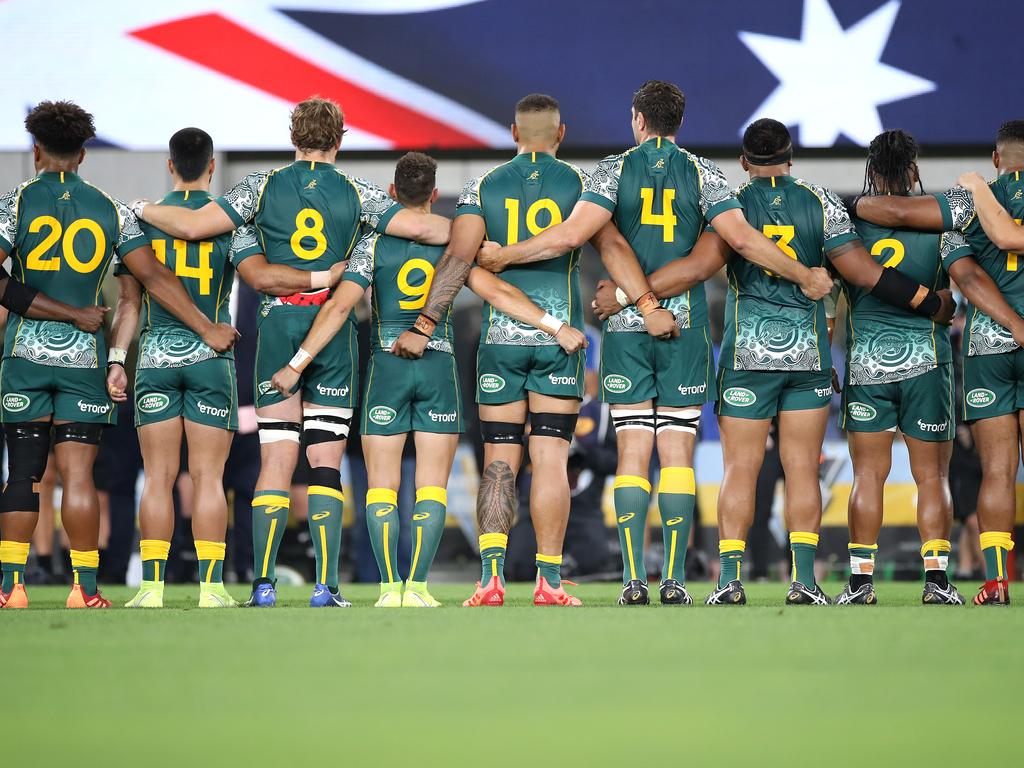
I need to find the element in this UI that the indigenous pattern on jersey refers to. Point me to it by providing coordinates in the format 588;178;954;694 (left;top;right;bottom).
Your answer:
457;152;585;346
581;137;741;332
936;173;1024;356
216;160;401;317
844;216;970;385
0;172;146;368
345;230;452;354
720;176;858;372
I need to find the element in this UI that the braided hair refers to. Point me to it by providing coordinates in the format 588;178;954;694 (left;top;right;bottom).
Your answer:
862;129;922;196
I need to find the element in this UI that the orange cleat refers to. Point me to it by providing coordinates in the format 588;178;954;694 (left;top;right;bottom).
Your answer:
974;579;1010;606
533;576;582;606
0;584;29;609
462;576;505;607
66;585;112;609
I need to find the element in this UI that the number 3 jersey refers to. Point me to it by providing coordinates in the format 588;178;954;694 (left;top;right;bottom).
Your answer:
0;171;147;368
718;175;858;373
457;152;586;346
344;231;452;355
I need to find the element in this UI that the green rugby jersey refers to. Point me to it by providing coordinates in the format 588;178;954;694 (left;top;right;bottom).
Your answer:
936;172;1024;356
580;137;741;332
844;216;971;385
457;152;584;345
0;171;147;368
215;160;402;318
344;230;452;355
719;175;858;372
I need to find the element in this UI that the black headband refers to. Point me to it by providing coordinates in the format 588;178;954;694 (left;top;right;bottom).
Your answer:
742;143;793;166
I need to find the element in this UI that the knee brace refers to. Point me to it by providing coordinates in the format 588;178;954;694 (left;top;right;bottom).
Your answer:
655;407;701;436
529;411;579;442
53;421;104;445
1;423;51;512
307;466;342;492
303;405;353;445
257;417;301;444
610;408;655;434
480;420;525;445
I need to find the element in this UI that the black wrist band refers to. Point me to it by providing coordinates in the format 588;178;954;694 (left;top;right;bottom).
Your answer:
870;267;936;317
409;326;431;338
0;278;38;316
841;195;861;217
918;291;941;317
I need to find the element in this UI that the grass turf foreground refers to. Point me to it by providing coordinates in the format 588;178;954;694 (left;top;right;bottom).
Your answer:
5;581;1020;767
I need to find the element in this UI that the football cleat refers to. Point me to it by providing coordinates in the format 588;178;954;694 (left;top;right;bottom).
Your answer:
66;585;111;609
835;582;877;605
973;579;1010;606
786;581;832;605
374;583;403;608
199;583;239;608
245;578;277;608
310;583;352;608
659;579;693;605
533;576;582;606
922;581;964;605
125;582;164;608
705;580;747;605
402;581;440;608
618;579;650;605
0;584;29;609
462;576;505;607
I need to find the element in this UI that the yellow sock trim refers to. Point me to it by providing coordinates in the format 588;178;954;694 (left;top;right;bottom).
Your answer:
920;538;951;557
658;467;695;495
479;533;508;551
719;539;745;554
416;486;447;505
194;540;226;561
410;526;424;579
536;553;562;565
623;527;637;580
309;485;344;502
980;531;1014;551
318;524;328;584
70;549;100;569
0;541;30;565
252;495;291;509
140;539;171;562
367;488;398;506
789;531;820;547
849;542;878;551
614;474;651;493
382;521;394;583
261;519;277;578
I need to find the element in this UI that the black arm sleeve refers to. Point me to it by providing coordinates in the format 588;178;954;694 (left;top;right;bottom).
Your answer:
0;272;39;316
869;267;940;318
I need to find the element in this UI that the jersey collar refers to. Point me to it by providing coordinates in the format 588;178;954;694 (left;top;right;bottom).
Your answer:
161;190;211;204
37;170;81;184
641;137;677;150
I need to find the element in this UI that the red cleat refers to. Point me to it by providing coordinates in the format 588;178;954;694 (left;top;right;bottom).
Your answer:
66;585;112;609
534;576;582;606
974;579;1010;606
462;576;505;607
0;583;29;609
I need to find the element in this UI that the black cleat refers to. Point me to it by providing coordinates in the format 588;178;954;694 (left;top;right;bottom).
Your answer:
618;579;650;605
922;581;965;605
786;581;832;605
659;579;693;605
705;580;747;605
835;582;878;605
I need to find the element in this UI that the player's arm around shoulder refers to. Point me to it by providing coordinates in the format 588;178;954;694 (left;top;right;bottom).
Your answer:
944;233;1024;344
106;275;142;403
958;172;1024;250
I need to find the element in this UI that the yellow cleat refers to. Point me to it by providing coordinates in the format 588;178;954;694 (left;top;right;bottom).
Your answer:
374;582;403;608
124;582;164;608
198;583;238;608
402;581;441;608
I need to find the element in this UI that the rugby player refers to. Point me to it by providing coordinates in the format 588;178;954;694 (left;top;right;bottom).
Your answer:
0;102;237;609
270;152;585;607
473;82;833;606
849;120;1024;604
134;97;450;608
393;93;671;607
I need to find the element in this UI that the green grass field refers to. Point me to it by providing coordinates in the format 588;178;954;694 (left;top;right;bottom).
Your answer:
6;581;1021;767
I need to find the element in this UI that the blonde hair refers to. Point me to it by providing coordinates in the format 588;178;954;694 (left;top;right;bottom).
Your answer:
290;97;345;152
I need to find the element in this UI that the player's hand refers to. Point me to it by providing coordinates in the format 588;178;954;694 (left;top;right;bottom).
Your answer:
270;366;300;398
129;199;152;220
800;267;834;301
555;325;588;354
643;308;680;340
957;171;986;194
106;364;128;403
476;241;505;273
72;305;109;333
203;322;240;353
591;279;625;321
831;367;842;394
392;329;429;359
328;260;348;287
930;289;956;326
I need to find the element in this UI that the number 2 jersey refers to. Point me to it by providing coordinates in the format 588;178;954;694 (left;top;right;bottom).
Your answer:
0;171;147;368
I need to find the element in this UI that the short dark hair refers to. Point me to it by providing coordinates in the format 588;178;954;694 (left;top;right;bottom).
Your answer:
742;118;792;159
393;152;437;206
168;127;214;182
863;129;921;197
631;80;685;137
24;100;96;158
515;93;559;115
996;120;1024;148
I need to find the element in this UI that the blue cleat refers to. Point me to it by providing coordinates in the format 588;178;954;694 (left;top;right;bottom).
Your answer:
245;578;277;607
309;583;352;608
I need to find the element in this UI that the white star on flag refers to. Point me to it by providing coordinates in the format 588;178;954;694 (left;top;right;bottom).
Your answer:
739;0;936;147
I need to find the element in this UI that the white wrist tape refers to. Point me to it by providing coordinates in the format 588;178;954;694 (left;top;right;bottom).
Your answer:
614;287;629;308
539;313;564;336
107;347;127;365
130;200;148;219
288;348;312;372
310;270;332;289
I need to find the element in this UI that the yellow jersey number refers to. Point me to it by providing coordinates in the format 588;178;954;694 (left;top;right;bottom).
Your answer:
397;258;435;310
152;239;215;295
25;216;106;273
290;208;327;260
1009;219;1022;272
640;188;677;243
761;224;797;276
870;238;905;269
504;198;562;245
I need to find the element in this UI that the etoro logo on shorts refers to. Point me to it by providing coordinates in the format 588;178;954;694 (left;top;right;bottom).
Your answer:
966;388;996;408
198;401;229;418
603;374;632;394
368;405;396;426
137;393;170;414
479;374;505;393
2;393;30;412
847;402;877;422
77;400;111;415
316;383;349;398
722;387;756;407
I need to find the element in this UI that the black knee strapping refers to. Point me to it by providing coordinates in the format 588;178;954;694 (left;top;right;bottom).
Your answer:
303;406;353;445
1;423;51;512
610;408;656;433
655;408;701;436
53;422;104;445
529;411;579;442
480;420;525;445
307;466;341;490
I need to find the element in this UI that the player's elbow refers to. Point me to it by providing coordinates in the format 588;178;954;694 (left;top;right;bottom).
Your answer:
560;223;587;251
